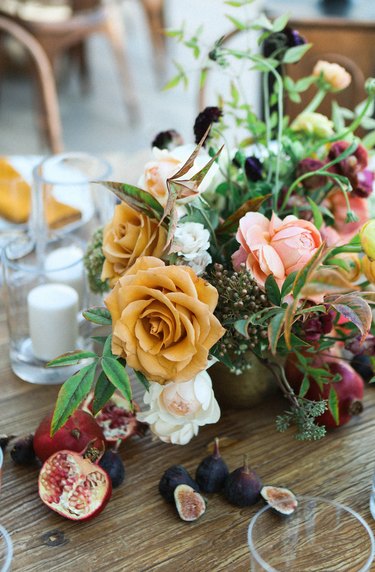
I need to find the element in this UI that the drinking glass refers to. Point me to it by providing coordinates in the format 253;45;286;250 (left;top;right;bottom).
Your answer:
2;233;92;384
0;448;13;572
248;495;375;571
31;152;113;244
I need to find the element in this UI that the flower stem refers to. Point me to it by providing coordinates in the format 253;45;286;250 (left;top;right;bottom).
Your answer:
303;89;326;114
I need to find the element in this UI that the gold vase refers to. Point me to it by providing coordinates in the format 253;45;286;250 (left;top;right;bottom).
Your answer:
210;356;277;410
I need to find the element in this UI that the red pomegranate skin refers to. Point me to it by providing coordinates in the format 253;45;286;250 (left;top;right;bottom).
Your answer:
285;355;364;429
33;410;105;462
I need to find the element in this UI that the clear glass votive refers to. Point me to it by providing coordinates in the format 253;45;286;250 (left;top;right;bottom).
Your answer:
248;495;375;571
31;152;113;243
2;233;92;384
0;448;13;572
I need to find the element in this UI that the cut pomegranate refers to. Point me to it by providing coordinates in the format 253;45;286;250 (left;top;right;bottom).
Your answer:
82;392;148;445
34;410;105;462
39;450;112;521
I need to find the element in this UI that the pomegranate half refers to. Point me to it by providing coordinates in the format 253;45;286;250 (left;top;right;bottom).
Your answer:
39;450;112;521
34;410;105;462
82;392;148;445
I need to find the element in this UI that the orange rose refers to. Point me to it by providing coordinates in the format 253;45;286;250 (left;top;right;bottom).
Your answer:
105;257;225;384
101;203;167;287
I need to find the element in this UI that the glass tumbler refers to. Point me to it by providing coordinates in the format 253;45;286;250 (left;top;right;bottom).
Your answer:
2;233;92;384
31;152;113;243
0;448;13;572
248;495;375;571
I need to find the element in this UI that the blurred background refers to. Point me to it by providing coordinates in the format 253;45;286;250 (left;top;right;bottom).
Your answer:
0;0;374;155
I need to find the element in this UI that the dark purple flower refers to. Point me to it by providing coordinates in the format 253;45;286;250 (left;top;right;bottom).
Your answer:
151;129;183;150
263;27;306;58
346;334;375;356
296;158;327;190
284;27;306;47
328;140;368;178
193;107;223;145
320;309;335;334
302;309;334;342
244;156;263;182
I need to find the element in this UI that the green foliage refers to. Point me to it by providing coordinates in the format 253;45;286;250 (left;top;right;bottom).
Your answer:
276;399;327;440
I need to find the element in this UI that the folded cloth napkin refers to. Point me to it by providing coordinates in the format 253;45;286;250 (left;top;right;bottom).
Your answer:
0;158;82;228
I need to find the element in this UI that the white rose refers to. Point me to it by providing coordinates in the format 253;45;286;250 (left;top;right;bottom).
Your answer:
136;370;220;445
187;250;212;276
138;144;218;208
171;222;210;259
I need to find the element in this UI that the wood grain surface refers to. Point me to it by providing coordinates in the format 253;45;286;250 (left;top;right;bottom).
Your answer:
1;298;375;572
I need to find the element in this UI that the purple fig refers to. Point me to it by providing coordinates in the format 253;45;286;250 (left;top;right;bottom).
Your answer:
224;455;262;507
196;437;229;493
159;465;200;503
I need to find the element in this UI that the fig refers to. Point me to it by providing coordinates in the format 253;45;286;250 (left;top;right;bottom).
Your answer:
195;437;229;493
224;456;262;507
82;391;148;446
99;449;125;489
33;410;105;462
0;434;16;451
285;354;364;428
261;486;298;515
39;449;112;521
159;465;200;503
174;484;206;522
10;434;36;466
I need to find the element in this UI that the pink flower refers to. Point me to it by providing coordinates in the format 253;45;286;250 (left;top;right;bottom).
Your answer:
321;188;369;245
232;212;322;288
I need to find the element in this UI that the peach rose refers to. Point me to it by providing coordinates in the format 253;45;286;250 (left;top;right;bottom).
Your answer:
101;203;167;287
313;60;351;91
138;144;218;207
321;188;369;246
232;212;322;288
105;256;225;384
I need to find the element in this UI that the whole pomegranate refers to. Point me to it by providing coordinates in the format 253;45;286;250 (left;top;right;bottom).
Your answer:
39;449;112;520
82;392;148;446
285;354;364;429
34;410;105;462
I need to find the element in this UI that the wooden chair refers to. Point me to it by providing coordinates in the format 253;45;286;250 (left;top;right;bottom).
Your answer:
139;0;166;77
0;0;139;121
0;14;63;153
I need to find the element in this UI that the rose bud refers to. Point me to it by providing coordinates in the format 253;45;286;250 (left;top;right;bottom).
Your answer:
193;106;223;144
360;220;375;260
244;156;263;182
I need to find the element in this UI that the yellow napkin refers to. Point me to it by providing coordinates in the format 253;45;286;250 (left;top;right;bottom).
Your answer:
0;158;82;228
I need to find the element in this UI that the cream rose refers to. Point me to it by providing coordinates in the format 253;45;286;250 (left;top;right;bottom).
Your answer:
138;144;218;207
313;60;351;91
105;256;225;384
291;112;334;137
101;203;167;287
136;370;220;445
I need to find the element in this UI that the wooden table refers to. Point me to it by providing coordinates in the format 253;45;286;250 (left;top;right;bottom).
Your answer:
1;301;375;571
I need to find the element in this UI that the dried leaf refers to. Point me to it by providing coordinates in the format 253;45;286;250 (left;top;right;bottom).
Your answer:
217;194;271;234
300;267;359;299
326;293;372;343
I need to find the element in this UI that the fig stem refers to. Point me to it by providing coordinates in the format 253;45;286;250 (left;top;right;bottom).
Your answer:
114;439;122;453
243;454;250;473
213;437;220;458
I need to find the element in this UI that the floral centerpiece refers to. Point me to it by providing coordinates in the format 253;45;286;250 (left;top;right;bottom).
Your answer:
49;5;375;444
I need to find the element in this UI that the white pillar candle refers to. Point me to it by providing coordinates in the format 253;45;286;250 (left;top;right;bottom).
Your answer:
44;246;84;304
28;284;79;361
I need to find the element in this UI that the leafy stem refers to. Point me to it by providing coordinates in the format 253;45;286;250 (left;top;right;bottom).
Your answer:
303;88;327;114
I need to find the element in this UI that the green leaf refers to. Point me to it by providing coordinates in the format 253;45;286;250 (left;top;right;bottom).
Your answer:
102;357;132;403
265;274;281;306
133;369;150;391
292;242;326;298
280;271;298;300
101;182;164;220
269;309;286;355
90;336;108;346
162;73;182;91
234;319;250;338
103;334;114;357
251;14;273;31
92;372;116;415
225;14;247;30
299;375;310;398
328;386;339;425
51;362;97;435
83;307;112;325
272;13;289;32
282;43;312;64
47;350;98;368
307;197;323;230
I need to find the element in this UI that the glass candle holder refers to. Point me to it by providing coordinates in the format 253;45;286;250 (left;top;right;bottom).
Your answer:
248;495;375;571
31;152;113;244
2;233;92;384
0;449;13;572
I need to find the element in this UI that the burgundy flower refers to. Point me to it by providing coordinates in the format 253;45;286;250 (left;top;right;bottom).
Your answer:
193;107;223;145
328;140;372;197
302;309;334;342
152;129;183;150
244;156;263;182
353;169;374;198
297;158;327;190
346;334;375;356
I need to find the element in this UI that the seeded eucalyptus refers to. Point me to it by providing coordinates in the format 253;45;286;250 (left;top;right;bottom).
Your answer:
209;263;269;373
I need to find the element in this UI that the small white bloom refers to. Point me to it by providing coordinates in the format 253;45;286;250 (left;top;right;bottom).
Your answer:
171;222;210;259
136;370;220;445
187;250;212;276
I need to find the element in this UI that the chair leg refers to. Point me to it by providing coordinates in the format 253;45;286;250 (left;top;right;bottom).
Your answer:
140;0;166;79
102;4;139;123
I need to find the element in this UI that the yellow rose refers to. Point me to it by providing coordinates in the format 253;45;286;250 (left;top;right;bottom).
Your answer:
362;255;375;283
313;60;351;91
360;219;375;261
101;203;167;287
291;112;334;137
105;257;225;384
